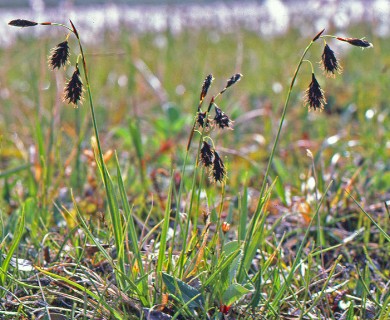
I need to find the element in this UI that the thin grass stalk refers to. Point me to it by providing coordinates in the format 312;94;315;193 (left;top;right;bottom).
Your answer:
67;21;128;290
243;38;318;272
0;203;25;289
52;24;128;289
169;117;195;278
178;117;209;278
348;191;390;243
269;180;333;313
74;106;82;192
171;293;204;320
156;175;174;298
35;266;123;319
237;180;274;282
359;248;383;307
0;163;31;179
128;119;147;193
177;156;199;278
172;97;208;261
302;254;343;317
308;149;326;276
115;153;150;306
378;293;390;319
42;23;127;280
170;144;190;256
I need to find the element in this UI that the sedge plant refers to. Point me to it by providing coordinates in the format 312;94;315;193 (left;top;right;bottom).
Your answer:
6;18;384;320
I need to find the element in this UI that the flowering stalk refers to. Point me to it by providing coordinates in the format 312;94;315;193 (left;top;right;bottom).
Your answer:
321;43;342;77
177;74;240;277
9;19;131;295
255;32;320;212
239;29;325;281
303;60;326;111
240;29;373;281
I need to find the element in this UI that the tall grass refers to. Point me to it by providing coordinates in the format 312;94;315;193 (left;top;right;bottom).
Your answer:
0;18;389;319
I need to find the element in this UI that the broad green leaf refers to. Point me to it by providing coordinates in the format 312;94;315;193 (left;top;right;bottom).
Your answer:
162;272;204;311
222;283;250;307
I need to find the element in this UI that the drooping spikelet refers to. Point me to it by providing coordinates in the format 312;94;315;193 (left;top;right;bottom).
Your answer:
49;41;70;70
213;106;233;129
321;44;342;77
304;73;326;111
200;141;214;167
196;111;210;128
64;65;83;105
210;151;226;183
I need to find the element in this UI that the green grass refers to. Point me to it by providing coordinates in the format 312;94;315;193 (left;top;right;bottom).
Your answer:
0;19;389;319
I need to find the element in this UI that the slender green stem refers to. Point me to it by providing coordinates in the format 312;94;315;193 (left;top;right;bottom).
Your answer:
256;40;315;213
302;59;315;73
67;21;126;290
239;39;317;279
178;123;207;277
50;21;107;182
74;106;82;192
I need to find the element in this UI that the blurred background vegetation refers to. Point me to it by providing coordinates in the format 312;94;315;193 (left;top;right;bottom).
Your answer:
1;1;388;205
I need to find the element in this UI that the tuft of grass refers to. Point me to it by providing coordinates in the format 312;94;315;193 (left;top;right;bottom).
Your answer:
1;17;388;320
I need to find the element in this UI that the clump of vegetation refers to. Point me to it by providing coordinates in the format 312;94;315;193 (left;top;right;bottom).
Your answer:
1;17;388;320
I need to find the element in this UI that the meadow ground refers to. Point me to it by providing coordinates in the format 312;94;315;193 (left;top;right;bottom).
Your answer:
0;19;389;319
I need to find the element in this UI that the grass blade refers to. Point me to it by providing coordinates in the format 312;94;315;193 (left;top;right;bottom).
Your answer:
115;152;150;306
347;192;390;243
0;200;25;288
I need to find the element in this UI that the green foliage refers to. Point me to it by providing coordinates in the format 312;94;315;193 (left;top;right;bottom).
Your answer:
0;18;389;320
0;200;25;289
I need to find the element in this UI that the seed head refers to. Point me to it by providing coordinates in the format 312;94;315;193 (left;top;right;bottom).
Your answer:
304;73;326;111
226;73;242;88
200;74;214;102
213;106;233;129
200;141;214;167
211;151;226;183
312;28;325;42
196;111;210;128
9;19;38;27
49;41;70;70
336;37;373;48
321;44;342;77
219;73;243;95
64;66;83;105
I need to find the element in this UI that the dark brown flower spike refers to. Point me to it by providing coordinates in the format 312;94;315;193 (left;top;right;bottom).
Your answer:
214;106;233;129
312;28;325;42
321;44;342;77
196;111;210;128
336;37;373;48
305;73;326;111
49;41;70;70
226;73;242;88
9;19;38;27
64;65;83;105
211;151;226;183
219;73;243;95
200;74;214;103
200;141;214;167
